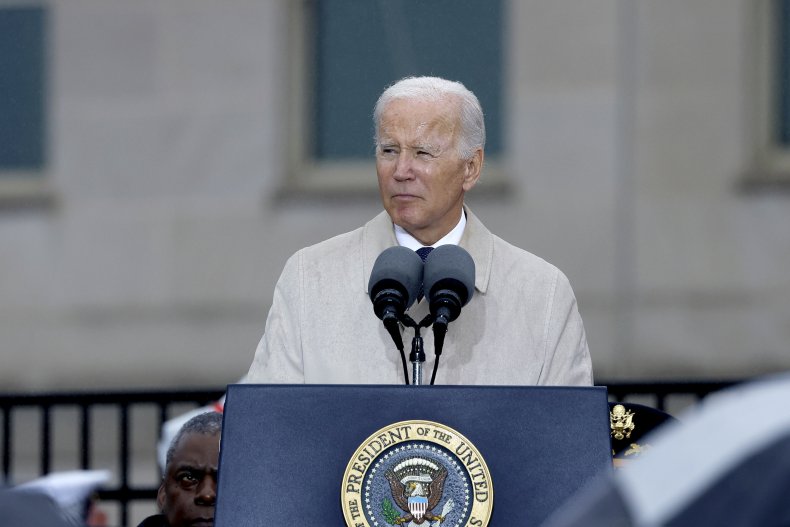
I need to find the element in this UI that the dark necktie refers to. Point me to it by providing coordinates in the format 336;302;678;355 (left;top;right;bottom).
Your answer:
416;246;434;262
416;247;433;301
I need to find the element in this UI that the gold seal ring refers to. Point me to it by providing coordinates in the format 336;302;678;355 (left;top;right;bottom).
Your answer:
341;420;493;526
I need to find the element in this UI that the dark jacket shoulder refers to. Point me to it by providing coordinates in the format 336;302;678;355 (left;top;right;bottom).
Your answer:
137;514;169;527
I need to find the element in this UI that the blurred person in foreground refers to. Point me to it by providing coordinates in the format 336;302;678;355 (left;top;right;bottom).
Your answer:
138;412;221;527
1;470;109;527
538;373;790;527
0;488;73;527
246;76;591;386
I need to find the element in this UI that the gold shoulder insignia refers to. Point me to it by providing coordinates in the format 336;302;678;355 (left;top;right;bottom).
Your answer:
610;404;636;440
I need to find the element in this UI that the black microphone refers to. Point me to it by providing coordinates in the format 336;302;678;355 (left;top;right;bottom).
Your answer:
423;245;475;379
368;246;424;353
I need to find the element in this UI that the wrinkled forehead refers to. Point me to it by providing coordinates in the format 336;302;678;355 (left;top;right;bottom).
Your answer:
168;433;220;471
377;97;460;144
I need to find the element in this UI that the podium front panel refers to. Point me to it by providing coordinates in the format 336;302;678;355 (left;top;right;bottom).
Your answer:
215;384;611;526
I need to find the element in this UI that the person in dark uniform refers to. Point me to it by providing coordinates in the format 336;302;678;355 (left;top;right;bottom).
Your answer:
138;412;221;527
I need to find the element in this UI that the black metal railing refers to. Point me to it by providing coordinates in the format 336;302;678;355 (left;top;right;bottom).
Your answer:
0;380;741;526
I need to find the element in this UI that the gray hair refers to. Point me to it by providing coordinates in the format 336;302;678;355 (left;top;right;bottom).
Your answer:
373;76;485;160
164;411;222;472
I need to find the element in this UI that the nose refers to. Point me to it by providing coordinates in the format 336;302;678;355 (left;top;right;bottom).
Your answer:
392;152;414;181
195;476;217;506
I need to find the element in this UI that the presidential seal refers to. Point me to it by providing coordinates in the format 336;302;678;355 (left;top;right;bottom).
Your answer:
341;420;493;527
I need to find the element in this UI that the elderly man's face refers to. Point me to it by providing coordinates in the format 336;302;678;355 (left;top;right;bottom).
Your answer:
376;97;482;245
157;432;219;527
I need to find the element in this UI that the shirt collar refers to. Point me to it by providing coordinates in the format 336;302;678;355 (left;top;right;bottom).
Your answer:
394;209;466;251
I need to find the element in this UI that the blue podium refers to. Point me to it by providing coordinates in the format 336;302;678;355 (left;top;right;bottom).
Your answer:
215;384;611;526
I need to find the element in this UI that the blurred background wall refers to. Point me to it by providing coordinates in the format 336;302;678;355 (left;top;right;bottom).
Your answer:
1;0;788;393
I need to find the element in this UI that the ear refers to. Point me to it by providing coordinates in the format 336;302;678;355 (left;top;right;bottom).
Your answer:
462;148;483;192
157;482;166;512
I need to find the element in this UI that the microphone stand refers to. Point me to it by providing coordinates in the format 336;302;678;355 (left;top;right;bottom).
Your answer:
400;314;434;386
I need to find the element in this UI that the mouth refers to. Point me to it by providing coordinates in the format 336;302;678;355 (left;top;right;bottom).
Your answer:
189;519;213;527
392;193;419;202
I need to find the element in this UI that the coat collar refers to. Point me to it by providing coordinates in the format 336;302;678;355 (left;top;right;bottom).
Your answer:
362;205;493;294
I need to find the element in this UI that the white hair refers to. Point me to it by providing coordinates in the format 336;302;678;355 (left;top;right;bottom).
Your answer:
373;76;485;160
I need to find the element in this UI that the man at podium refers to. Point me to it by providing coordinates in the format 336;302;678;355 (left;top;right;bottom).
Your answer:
246;76;592;386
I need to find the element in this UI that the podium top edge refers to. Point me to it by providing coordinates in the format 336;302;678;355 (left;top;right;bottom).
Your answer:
225;383;607;393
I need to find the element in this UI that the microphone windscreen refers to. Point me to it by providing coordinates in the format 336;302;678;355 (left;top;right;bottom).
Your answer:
368;246;424;308
423;245;475;305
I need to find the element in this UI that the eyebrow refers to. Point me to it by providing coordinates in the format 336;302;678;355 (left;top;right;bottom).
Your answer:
174;464;217;474
415;143;439;152
377;141;440;152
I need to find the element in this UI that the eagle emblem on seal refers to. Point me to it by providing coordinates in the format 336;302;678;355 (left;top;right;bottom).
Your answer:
384;456;453;525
